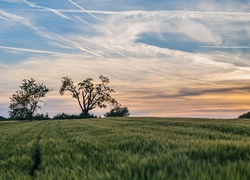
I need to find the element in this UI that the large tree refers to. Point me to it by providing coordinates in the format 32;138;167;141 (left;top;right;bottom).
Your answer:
9;78;51;121
59;75;117;118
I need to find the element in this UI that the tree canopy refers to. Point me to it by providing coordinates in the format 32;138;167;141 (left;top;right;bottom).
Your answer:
9;78;51;121
59;75;117;118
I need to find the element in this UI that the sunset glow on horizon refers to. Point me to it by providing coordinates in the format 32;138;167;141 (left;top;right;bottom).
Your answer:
1;0;250;118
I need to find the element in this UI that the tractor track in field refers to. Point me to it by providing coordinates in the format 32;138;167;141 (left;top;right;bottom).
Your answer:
29;121;51;178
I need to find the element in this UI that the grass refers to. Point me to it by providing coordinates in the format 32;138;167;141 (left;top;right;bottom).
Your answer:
0;117;250;179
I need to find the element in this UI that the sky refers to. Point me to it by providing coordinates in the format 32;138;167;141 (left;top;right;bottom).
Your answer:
1;0;250;118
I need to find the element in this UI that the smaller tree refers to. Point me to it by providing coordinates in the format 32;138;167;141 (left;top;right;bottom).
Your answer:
9;78;51;121
104;104;130;117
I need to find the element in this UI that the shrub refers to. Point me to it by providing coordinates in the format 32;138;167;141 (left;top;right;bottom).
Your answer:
53;113;96;120
238;111;250;118
0;116;6;121
105;104;130;117
33;113;50;120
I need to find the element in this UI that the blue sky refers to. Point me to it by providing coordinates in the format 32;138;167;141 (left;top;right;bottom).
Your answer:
0;0;250;118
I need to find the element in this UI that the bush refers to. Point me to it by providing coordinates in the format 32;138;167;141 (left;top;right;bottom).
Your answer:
53;113;78;120
53;113;96;120
0;116;6;121
238;111;250;118
33;113;50;120
105;104;130;117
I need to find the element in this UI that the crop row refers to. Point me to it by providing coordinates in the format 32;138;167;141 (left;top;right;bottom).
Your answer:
0;121;51;179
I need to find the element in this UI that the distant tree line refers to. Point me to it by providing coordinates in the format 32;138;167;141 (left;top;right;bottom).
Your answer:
7;75;130;121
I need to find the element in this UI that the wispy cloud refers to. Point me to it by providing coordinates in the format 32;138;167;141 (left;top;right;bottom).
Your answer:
177;86;250;97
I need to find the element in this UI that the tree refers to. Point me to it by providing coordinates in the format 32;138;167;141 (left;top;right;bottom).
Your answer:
104;104;130;117
9;78;51;121
59;75;117;118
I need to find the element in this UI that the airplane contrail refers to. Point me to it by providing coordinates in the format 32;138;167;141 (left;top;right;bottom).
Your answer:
0;45;96;58
68;0;101;21
23;0;71;20
201;46;250;49
0;45;69;55
0;16;7;20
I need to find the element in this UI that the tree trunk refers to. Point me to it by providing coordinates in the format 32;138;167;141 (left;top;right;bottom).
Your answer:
82;109;89;118
29;112;33;121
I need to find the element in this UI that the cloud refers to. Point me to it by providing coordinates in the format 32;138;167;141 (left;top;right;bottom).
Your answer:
195;0;250;13
96;10;250;46
177;86;250;97
77;9;249;52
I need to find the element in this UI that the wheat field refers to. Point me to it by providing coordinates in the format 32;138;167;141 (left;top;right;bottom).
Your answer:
0;117;250;179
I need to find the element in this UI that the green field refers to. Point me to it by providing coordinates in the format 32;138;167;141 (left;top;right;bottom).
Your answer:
1;117;250;179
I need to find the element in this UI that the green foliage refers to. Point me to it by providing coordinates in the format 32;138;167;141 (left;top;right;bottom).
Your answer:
53;113;80;120
9;78;51;121
239;111;250;118
105;104;130;117
0;121;49;179
59;75;116;118
52;113;96;120
33;113;50;120
1;118;250;179
0;116;6;121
